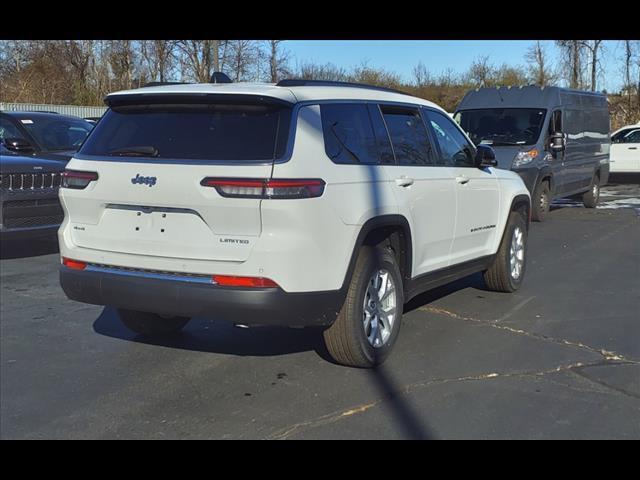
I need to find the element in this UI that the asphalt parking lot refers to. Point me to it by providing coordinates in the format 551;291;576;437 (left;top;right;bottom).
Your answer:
1;175;639;439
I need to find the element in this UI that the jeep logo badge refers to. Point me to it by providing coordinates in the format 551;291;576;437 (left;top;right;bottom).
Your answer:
131;174;157;187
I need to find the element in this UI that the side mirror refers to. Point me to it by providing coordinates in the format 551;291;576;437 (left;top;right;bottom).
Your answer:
550;132;565;152
475;144;497;168
2;137;34;153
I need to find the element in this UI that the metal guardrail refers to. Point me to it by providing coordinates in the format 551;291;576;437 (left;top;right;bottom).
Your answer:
0;102;107;119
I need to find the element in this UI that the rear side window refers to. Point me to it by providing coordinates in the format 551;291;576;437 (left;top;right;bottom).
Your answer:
424;109;475;167
80;103;292;161
380;105;434;166
320;104;380;164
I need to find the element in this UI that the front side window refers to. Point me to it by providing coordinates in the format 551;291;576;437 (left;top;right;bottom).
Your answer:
20;116;93;151
456;108;547;146
425;109;475;167
623;130;640;143
612;128;640;143
320;104;379;164
380;105;434;166
80;102;291;161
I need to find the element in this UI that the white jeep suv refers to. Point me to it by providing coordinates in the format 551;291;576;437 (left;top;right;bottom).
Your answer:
59;79;531;368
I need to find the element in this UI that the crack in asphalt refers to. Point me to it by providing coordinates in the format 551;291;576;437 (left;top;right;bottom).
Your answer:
418;305;637;364
265;359;636;440
266;302;638;439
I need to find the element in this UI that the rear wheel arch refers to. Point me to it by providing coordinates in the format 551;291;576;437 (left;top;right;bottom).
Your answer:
341;215;413;294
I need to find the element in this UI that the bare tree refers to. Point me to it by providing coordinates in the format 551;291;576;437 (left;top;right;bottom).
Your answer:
177;40;219;82
466;55;494;87
264;40;290;83
526;41;557;86
225;40;261;82
140;40;177;82
581;40;604;91
556;40;584;88
412;61;432;88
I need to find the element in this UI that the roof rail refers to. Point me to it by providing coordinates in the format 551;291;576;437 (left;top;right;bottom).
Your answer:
142;81;190;88
276;79;406;95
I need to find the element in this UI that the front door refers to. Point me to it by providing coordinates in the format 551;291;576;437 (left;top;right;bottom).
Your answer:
423;108;500;265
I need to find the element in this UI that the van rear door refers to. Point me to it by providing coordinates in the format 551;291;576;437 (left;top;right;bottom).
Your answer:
61;94;293;263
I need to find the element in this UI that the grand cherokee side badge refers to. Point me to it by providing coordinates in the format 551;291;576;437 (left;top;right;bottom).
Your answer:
131;174;157;187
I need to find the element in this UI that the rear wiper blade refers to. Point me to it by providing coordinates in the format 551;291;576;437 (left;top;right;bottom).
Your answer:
107;146;159;157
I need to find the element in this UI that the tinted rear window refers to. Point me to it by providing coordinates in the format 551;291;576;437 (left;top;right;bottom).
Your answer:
18;116;93;151
80;103;292;161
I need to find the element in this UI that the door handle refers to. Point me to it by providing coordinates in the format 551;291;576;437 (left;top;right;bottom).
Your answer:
395;176;414;187
629;147;638;150
455;175;470;185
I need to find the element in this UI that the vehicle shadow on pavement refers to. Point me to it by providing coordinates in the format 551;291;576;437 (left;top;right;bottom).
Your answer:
608;173;640;185
404;272;486;314
93;307;330;358
0;235;59;259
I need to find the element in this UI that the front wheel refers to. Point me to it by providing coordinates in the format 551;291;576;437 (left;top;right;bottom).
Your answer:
323;245;404;368
483;211;528;293
117;309;190;335
531;180;551;222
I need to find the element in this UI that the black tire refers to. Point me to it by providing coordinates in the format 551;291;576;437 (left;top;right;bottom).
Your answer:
531;180;551;222
117;309;190;335
483;211;528;293
323;245;404;368
582;173;600;208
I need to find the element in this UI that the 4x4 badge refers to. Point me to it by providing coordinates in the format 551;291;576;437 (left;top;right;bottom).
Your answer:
131;174;157;187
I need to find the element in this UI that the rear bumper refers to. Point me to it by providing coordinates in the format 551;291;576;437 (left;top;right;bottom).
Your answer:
1;224;60;240
60;265;345;327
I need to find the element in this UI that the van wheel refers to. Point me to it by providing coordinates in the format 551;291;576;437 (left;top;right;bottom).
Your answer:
531;180;551;222
582;174;600;208
117;309;190;335
323;246;404;368
483;211;527;293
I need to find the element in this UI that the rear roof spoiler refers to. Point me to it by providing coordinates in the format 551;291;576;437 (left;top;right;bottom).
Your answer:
104;92;294;108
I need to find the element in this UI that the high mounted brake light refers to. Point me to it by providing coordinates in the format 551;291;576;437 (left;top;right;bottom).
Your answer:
201;178;325;199
62;170;99;189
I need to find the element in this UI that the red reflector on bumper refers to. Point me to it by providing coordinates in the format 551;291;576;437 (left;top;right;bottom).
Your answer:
212;275;278;288
62;257;87;270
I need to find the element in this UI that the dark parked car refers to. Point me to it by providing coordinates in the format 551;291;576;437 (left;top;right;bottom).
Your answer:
0;155;65;239
0;111;94;162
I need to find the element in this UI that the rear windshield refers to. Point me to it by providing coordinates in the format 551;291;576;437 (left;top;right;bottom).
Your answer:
455;108;546;146
79;103;292;161
19;116;93;151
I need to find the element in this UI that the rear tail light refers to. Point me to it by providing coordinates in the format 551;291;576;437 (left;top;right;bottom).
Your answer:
201;178;325;199
62;257;87;270
212;275;279;288
62;170;98;189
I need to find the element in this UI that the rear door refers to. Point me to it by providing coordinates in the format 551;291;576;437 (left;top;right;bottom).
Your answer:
378;104;458;275
424;108;500;265
62;95;292;262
